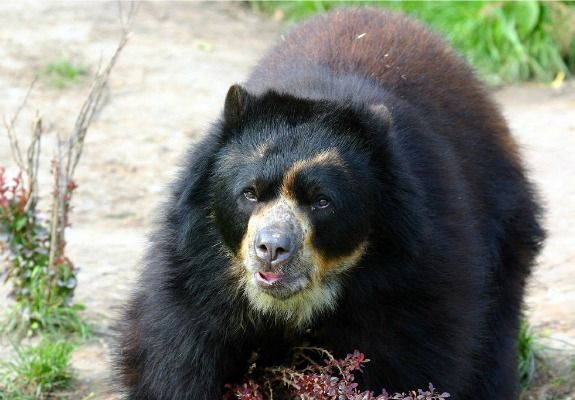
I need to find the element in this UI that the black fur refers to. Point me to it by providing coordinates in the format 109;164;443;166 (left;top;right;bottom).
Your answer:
117;8;544;399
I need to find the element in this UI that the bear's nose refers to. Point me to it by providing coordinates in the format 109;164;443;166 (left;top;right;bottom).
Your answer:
255;227;294;267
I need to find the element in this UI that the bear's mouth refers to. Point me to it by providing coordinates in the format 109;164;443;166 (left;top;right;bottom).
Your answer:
252;270;310;299
256;271;283;285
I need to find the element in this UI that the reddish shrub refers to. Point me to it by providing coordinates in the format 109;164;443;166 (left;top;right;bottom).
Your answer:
224;348;450;400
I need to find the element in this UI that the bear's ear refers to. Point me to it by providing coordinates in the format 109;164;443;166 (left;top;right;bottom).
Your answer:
224;84;252;128
367;103;392;133
349;103;392;147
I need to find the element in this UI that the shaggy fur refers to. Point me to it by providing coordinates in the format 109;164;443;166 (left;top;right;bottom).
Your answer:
117;8;544;399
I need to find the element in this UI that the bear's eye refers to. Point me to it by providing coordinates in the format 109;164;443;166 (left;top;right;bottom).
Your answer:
243;188;258;202
312;196;330;210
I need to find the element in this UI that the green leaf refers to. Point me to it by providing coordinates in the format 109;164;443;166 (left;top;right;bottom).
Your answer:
508;1;541;39
14;216;27;231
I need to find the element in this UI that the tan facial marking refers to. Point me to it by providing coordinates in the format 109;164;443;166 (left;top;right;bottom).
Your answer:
227;156;367;328
289;198;367;276
308;240;367;276
281;149;348;198
281;149;365;275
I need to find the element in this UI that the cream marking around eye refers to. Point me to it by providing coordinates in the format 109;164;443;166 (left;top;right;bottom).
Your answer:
281;149;348;197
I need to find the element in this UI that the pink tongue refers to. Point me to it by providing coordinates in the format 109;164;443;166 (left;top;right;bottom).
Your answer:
257;271;283;284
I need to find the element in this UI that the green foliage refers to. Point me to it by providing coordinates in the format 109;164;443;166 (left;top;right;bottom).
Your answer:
0;339;75;399
250;1;575;84
3;301;89;340
0;168;87;338
42;60;88;88
251;0;330;21
518;321;540;388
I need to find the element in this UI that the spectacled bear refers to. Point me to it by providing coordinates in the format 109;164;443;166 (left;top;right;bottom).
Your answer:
117;8;544;400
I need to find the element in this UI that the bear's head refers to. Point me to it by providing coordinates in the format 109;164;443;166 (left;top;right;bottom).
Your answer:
209;85;397;327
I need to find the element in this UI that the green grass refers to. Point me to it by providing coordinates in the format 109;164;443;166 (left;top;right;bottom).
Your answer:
518;325;575;398
2;302;90;339
251;1;575;85
0;339;75;399
42;60;88;88
518;321;540;388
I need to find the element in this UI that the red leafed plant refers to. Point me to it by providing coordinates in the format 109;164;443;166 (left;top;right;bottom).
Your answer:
223;347;450;400
0;165;81;336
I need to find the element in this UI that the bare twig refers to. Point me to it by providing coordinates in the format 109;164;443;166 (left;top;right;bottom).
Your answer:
294;346;346;376
3;77;38;172
3;78;43;214
24;112;43;212
47;139;66;301
49;3;134;274
65;1;136;179
118;1;138;34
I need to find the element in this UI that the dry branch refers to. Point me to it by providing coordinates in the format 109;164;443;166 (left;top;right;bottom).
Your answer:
25;112;42;212
3;77;38;172
49;3;135;274
66;2;136;179
3;78;42;214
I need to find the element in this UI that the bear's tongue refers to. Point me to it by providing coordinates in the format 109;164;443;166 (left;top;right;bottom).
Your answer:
257;271;283;285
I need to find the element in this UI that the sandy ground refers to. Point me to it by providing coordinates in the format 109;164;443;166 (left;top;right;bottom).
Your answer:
0;2;573;399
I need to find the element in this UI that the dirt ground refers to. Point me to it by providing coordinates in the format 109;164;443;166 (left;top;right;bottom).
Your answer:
0;2;573;399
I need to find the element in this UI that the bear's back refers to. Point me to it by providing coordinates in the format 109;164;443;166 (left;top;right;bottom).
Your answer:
248;9;517;164
257;9;469;100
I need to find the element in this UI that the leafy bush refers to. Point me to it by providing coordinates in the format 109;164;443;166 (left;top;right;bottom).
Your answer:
0;168;86;337
224;347;450;400
1;6;135;400
250;1;575;84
